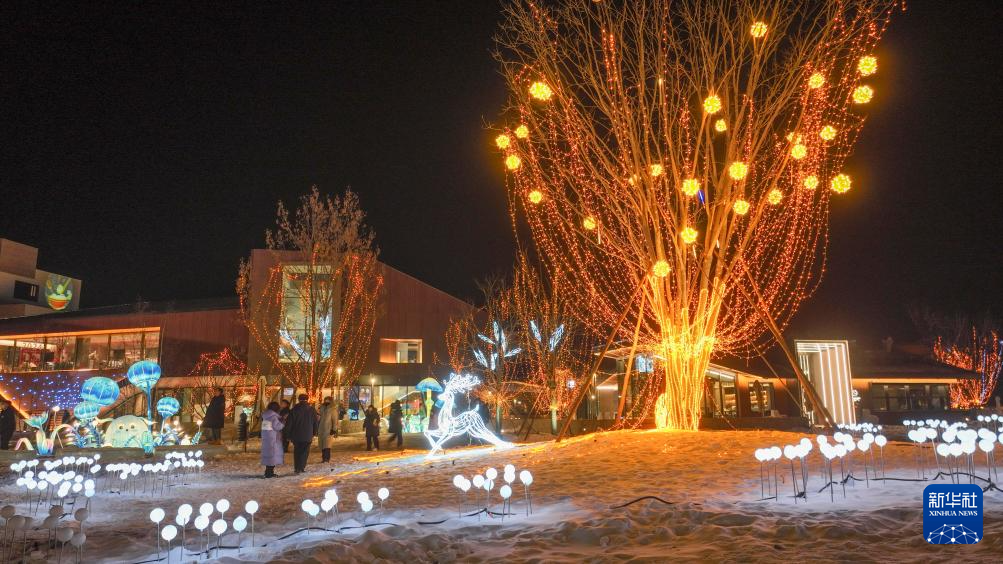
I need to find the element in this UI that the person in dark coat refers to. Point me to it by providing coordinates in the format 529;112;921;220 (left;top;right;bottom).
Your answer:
363;405;381;451
202;387;227;444
279;399;291;453
387;400;404;449
0;400;16;450
285;394;318;473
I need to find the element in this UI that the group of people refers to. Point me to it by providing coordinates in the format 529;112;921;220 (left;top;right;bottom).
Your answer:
259;396;406;478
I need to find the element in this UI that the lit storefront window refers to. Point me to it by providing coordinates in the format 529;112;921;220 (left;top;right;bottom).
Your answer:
0;329;161;373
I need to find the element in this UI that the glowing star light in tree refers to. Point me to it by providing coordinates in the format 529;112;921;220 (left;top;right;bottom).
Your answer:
496;0;899;430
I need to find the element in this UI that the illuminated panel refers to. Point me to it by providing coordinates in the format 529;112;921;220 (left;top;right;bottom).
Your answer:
795;340;855;425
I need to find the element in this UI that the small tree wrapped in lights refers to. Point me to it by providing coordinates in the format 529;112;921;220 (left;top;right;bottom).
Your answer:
495;0;899;429
238;187;383;401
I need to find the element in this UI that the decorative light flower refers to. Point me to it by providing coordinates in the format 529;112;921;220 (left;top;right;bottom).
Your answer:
767;188;783;205
858;55;878;76
156;397;180;419
505;154;522;170
714;119;727;132
529;320;565;352
830;173;852;194
528;189;543;204
703;95;722;114
582;216;597;230
127;360;162;422
819;125;837;141
750;21;768;38
681;178;701;196
728;161;749;181
514;125;529;139
649;164;664;177
652;260;671;278
529;81;553;101
733;199;750;216
26;412;49;430
790;144;807;159
472;322;522;371
802;175;819;190
680;227;698;245
808;72;825;89
853;85;874;104
495;134;511;150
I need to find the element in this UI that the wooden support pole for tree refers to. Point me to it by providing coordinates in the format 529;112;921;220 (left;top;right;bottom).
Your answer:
616;291;647;421
557;276;647;442
737;267;834;430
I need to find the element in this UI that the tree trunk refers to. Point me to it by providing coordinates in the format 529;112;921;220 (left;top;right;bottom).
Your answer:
549;406;558;435
495;398;503;434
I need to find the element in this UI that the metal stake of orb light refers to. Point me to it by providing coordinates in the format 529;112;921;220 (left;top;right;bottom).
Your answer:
322;491;339;528
160;525;177;564
244;500;259;546
519;470;534;516
211;519;227;559
233;515;248;548
453;475;471;518
149;508;165;558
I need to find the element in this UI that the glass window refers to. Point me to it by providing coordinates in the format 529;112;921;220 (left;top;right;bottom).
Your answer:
15;337;46;371
47;336;77;370
77;335;110;370
279;266;334;362
109;333;143;369
396;340;421;363
0;339;15;372
749;381;774;414
143;331;161;361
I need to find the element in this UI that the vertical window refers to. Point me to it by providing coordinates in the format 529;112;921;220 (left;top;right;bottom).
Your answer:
109;333;143;368
279;266;334;362
77;335;110;370
379;339;422;363
47;336;77;370
143;331;161;362
12;281;39;302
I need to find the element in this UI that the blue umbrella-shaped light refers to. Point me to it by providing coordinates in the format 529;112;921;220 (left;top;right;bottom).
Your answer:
80;376;120;406
73;400;101;423
157;396;180;419
127;360;162;421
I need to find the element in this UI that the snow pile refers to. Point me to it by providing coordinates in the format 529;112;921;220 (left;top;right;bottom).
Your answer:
1;429;1000;562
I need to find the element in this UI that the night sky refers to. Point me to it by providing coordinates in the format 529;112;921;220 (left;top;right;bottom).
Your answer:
2;2;1001;347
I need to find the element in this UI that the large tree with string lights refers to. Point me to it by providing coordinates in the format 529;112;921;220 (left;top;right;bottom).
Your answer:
494;0;900;430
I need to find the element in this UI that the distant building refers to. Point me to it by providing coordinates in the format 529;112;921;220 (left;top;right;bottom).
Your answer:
0;239;81;319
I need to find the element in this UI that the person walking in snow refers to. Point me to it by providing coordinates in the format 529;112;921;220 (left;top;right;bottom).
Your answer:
260;402;285;478
317;396;339;462
203;387;226;445
363;405;381;451
285;394;318;473
387;400;404;449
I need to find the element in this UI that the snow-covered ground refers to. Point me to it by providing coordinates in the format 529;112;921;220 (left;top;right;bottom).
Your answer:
3;429;1001;563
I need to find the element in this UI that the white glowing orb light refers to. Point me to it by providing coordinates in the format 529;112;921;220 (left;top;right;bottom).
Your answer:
519;470;533;486
321;497;336;513
453;475;466;489
150;508;165;524
500;484;512;499
244;500;258;515
377;487;389;501
199;503;213;517
936;443;950;458
300;500;314;514
875;435;887;447
485;468;498;481
161;524;177;542
948;443;963;458
356;492;369;505
472;475;485;489
215;499;230;517
979;440;994;453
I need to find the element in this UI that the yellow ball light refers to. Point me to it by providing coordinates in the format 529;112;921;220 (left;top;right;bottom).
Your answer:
802;175;819;190
528;189;543;204
733;199;750;216
505;154;522;170
529;81;554;101
680;227;698;245
858;55;878;77
728;161;749;181
750;21;768;38
703;95;722;114
714;119;727;132
514;125;529;139
650;164;664;177
652;259;671;278
808;72;825;89
853;85;874;104
681;178;701;197
767;188;783;205
819;125;837;141
583;216;597;230
495;134;511;150
790;144;807;160
830;173;852;194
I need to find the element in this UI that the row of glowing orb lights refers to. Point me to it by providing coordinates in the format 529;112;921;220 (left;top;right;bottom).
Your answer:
755;423;891;503
2;451;205;562
755;415;1003;504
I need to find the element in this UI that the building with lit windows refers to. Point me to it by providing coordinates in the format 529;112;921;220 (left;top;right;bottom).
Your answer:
0;248;471;432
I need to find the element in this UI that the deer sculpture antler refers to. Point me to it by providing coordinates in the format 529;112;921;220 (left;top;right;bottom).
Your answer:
444;373;479;394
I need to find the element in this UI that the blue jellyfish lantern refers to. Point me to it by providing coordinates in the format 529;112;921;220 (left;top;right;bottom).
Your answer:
127;360;162;422
73;400;101;423
80;376;120;406
156;396;180;419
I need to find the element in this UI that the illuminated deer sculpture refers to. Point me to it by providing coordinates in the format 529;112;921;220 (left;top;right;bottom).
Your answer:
424;373;512;458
